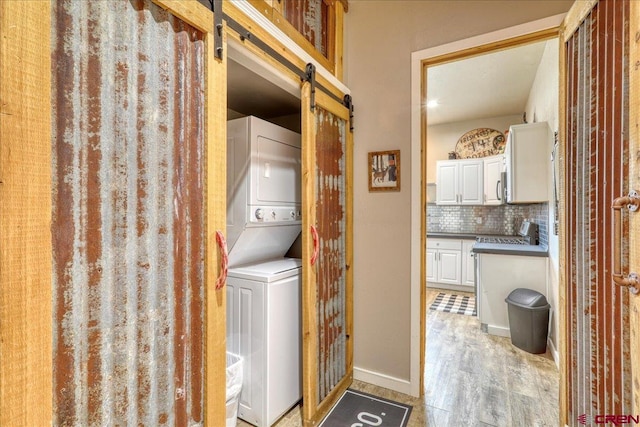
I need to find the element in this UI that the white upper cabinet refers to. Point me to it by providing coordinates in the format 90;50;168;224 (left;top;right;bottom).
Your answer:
504;122;550;203
435;161;459;204
459;160;483;204
483;154;505;205
436;159;483;205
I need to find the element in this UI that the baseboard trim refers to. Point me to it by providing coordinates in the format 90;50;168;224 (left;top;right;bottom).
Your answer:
485;324;511;338
548;338;560;369
427;282;475;293
353;367;412;396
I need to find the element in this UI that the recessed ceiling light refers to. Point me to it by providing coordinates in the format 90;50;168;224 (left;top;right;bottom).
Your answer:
426;100;439;108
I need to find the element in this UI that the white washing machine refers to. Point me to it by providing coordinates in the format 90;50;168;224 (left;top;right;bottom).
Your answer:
226;257;302;427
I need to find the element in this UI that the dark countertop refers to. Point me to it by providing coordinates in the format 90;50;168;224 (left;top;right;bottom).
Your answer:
427;232;478;240
472;242;549;257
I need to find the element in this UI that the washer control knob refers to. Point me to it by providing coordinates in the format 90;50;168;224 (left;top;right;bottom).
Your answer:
271;211;276;219
255;208;264;220
290;211;296;218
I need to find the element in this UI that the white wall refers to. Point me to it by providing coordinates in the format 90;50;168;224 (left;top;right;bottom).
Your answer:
345;0;572;392
426;115;522;182
524;39;561;362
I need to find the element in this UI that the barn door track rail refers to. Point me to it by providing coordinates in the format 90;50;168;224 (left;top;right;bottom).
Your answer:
612;190;640;294
208;0;354;124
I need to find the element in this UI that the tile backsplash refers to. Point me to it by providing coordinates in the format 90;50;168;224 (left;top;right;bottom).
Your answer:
427;203;549;247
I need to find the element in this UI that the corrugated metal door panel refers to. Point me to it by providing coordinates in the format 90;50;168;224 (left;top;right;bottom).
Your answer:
301;85;353;426
315;105;348;402
566;0;630;421
51;0;205;425
282;0;328;57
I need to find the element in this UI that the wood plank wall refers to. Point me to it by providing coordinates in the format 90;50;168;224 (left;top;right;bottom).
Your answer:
566;0;631;420
51;0;206;424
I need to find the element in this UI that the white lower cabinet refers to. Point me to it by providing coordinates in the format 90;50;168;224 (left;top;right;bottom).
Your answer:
437;249;461;284
427;238;475;289
462;240;476;287
426;248;438;283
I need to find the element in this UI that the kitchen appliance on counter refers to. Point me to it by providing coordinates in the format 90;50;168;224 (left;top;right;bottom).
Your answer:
502;122;550;204
476;220;539;245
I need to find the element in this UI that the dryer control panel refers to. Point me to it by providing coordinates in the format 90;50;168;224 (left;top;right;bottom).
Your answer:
250;206;302;224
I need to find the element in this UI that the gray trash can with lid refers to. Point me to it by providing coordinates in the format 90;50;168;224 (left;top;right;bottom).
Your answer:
505;288;550;354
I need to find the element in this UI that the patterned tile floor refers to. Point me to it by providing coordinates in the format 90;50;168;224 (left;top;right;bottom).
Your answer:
235;287;559;427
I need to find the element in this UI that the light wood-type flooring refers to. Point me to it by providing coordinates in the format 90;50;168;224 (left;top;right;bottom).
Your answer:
236;287;559;427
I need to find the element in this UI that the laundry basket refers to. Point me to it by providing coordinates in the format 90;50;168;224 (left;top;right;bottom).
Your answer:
226;352;243;427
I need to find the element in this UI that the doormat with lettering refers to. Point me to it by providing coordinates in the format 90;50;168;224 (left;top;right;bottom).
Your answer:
318;389;412;427
429;292;476;316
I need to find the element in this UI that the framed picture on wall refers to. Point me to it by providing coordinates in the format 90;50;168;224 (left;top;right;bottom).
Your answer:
368;150;400;192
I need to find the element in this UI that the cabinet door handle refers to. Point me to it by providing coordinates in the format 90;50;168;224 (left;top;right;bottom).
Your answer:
215;230;228;290
612;191;640;294
496;180;501;201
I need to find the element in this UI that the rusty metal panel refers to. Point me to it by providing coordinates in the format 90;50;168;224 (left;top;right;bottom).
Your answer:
283;0;328;57
51;0;205;425
566;0;630;421
314;107;347;402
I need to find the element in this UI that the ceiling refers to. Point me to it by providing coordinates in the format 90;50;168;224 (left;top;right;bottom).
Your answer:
227;58;300;120
227;38;554;127
426;39;551;126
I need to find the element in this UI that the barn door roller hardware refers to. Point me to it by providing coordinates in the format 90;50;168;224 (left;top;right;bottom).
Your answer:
304;63;316;111
212;0;224;59
213;6;352;115
343;94;354;131
612;190;640;294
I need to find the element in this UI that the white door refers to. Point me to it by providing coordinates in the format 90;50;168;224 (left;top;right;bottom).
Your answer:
436;161;458;204
484;155;504;205
437;250;461;284
459;160;483;205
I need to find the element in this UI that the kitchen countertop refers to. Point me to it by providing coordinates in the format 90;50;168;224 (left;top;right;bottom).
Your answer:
427;232;478;240
472;242;548;257
427;232;549;257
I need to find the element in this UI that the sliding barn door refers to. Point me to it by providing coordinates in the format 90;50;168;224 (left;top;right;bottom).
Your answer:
51;0;227;425
563;0;635;422
628;0;640;414
301;82;354;426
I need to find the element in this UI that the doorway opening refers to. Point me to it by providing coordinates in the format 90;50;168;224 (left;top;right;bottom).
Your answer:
225;43;305;427
410;13;566;421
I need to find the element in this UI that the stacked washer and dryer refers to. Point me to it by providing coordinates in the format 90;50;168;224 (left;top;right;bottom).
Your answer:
226;116;302;427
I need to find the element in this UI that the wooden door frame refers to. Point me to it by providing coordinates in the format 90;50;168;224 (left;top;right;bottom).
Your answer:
409;14;566;398
1;2;52;424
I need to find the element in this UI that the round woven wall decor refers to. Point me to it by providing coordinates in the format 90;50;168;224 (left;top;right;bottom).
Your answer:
454;128;506;159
